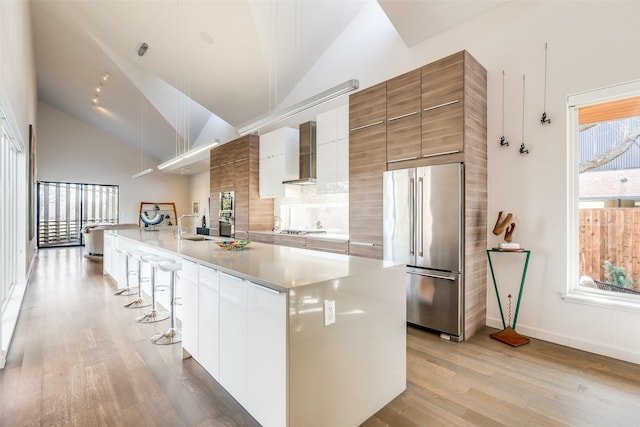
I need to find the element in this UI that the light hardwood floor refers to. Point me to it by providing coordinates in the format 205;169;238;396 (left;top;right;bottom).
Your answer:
2;247;639;426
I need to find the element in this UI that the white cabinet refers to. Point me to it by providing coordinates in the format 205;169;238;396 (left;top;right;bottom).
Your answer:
219;272;248;406
259;127;299;198
103;232;116;277
247;282;287;427
180;259;199;359
198;264;220;379
316;105;349;193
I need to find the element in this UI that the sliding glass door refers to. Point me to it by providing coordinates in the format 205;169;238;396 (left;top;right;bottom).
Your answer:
37;181;119;248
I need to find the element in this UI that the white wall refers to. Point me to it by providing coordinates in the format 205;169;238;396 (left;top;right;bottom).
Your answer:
279;1;640;363
190;170;211;227
0;0;38;368
37;102;191;222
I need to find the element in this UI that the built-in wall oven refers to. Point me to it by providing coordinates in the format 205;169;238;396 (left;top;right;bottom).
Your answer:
219;191;234;237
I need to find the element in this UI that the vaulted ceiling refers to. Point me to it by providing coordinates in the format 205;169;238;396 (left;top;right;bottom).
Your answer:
29;0;507;173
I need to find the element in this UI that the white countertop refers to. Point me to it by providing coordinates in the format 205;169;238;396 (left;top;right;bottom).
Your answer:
113;229;396;292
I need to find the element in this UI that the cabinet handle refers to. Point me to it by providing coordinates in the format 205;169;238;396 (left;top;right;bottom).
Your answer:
387;156;420;163
249;282;282;295
350;120;384;132
423;99;460;112
350;241;376;247
422;150;460;158
306;246;348;253
388;111;418;122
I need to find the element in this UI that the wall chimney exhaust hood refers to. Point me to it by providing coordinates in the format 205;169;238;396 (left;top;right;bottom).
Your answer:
283;121;317;185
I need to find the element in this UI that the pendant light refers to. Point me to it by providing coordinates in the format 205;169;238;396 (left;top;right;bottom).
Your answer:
132;42;153;179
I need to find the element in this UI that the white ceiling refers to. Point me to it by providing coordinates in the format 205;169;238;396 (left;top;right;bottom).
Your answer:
29;0;507;174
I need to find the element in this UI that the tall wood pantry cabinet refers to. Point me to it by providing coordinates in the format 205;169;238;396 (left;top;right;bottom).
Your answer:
348;50;487;341
209;135;273;239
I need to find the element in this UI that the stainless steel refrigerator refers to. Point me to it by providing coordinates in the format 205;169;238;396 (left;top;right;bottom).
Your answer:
383;163;464;341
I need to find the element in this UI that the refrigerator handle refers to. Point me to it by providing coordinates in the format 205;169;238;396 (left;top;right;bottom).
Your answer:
417;177;424;257
407;269;456;281
409;177;415;256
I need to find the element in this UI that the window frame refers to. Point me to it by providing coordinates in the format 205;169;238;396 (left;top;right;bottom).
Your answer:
566;79;640;310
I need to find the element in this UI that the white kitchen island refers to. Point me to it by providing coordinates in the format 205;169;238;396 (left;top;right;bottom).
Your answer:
105;229;406;427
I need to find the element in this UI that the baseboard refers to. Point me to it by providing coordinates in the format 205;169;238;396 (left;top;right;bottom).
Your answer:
486;317;640;364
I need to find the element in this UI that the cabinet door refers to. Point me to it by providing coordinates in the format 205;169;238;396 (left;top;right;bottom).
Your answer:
180;259;199;359
349;121;386;259
247;282;287;427
233;157;249;237
103;232;115;276
219;273;248;407
349;82;386;131
316;140;337;193
198;265;220;379
387;68;422;163
259;154;285;198
422;51;464;157
258;128;299;199
317;105;349;194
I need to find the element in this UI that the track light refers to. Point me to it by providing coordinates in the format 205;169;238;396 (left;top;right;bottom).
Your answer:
138;42;149;57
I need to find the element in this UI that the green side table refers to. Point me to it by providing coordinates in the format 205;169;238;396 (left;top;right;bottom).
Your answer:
486;248;531;346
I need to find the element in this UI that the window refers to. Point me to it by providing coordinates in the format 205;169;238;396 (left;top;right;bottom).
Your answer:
0;118;21;308
37;181;119;248
568;80;640;303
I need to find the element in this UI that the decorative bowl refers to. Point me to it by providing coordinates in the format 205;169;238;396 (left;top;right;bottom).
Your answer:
216;240;250;250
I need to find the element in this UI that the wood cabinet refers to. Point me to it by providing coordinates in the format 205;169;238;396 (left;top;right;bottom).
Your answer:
421;51;465;157
349;82;387;259
210;135;274;239
316;105;349;193
386;68;422;163
248;232;274;244
272;234;306;249
305;238;348;254
259;127;299;198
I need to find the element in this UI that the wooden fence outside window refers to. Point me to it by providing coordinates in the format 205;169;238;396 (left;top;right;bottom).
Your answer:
579;208;640;286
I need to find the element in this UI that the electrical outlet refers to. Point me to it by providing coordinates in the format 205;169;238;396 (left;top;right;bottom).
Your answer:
324;300;336;326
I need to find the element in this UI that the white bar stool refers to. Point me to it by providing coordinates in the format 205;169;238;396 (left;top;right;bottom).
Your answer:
135;256;172;323
114;248;138;296
123;250;151;309
150;262;182;345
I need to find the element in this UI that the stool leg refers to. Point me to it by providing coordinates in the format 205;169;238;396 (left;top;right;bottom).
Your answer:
151;270;182;345
135;265;170;323
114;253;138;296
124;257;151;309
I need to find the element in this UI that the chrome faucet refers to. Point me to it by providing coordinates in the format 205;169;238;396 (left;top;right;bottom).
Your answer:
178;214;198;239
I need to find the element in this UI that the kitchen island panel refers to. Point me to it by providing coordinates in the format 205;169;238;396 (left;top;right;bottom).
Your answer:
289;264;406;427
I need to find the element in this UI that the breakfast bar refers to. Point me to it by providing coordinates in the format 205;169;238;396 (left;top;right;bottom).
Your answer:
105;229;407;427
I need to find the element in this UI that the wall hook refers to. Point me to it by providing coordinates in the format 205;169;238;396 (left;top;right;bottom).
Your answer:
540;43;551;125
519;143;529;155
540;112;551;125
500;136;509;147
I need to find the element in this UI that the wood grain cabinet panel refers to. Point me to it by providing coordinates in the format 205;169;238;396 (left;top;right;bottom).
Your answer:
349;82;386;131
210;135;273;239
421;51;465;157
387;68;422;163
349;96;386;259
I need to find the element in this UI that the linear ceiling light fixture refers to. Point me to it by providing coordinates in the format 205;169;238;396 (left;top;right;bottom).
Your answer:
237;79;359;136
132;168;154;179
157;139;220;170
